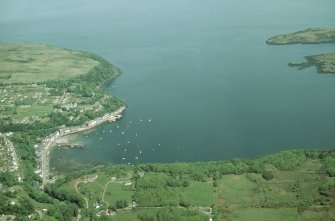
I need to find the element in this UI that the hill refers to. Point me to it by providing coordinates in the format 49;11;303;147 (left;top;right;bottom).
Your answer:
0;42;100;83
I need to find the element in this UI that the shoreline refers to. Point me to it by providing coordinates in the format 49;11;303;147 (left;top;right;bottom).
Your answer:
39;106;126;187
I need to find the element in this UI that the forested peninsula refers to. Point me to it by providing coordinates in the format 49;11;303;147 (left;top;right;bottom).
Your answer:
0;42;334;220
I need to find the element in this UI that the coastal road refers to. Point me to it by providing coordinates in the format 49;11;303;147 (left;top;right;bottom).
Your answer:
41;141;52;188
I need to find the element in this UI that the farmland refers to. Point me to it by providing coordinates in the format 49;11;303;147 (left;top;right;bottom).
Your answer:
41;150;335;221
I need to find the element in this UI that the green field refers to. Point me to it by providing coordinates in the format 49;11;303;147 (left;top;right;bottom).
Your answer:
214;161;335;221
223;207;335;221
111;207;208;221
0;42;99;83
1;149;333;220
15;105;53;119
107;210;140;221
182;181;215;206
216;174;265;206
52;151;334;221
104;182;134;206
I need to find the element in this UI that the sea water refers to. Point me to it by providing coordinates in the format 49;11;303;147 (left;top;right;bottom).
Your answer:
0;0;335;171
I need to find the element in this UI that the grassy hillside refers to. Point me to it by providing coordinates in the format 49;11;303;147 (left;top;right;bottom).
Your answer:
0;42;123;124
266;28;335;45
0;42;99;83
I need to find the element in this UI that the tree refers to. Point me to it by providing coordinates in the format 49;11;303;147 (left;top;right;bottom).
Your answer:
262;171;274;180
0;172;17;187
115;200;128;209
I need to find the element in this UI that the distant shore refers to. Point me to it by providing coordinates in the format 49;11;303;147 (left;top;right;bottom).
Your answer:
40;106;126;186
266;28;335;74
266;28;335;45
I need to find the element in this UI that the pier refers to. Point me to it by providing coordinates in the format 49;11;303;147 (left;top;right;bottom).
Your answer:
56;142;84;149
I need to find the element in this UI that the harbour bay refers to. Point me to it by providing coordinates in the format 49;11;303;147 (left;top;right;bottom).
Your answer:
1;0;335;172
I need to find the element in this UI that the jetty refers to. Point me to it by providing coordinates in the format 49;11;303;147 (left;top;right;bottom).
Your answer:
56;142;84;149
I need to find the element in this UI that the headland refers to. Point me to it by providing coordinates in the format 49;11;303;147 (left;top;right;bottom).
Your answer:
0;42;125;187
266;28;335;45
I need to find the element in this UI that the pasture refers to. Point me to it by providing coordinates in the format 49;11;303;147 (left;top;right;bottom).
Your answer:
0;43;99;83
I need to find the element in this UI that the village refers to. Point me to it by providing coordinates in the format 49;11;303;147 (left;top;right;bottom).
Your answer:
0;132;20;174
0;83;110;125
0;76;126;191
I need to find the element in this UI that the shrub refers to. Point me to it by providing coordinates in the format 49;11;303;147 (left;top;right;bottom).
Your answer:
265;151;306;170
262;171;274;180
115;200;128;209
322;156;335;177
